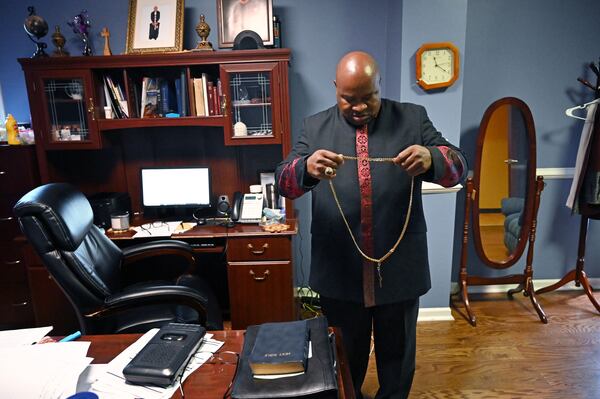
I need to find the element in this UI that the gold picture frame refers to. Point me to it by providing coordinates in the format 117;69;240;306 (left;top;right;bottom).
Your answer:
216;0;273;48
125;0;185;54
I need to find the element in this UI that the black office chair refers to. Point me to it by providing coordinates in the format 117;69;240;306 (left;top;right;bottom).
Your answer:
13;182;223;334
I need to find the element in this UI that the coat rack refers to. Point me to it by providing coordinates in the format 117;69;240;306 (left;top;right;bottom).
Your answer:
535;59;600;311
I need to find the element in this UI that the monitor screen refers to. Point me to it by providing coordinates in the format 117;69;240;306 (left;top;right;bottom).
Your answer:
141;167;211;209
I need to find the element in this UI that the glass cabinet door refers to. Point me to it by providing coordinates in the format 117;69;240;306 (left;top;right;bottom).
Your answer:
37;70;101;149
220;62;282;146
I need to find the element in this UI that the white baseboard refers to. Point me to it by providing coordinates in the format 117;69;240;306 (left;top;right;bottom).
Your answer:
417;307;454;322
298;277;600;323
536;167;575;179
450;277;600;295
297;286;455;322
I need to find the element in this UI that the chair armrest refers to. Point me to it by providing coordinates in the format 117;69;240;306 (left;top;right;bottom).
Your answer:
86;285;208;325
121;240;195;268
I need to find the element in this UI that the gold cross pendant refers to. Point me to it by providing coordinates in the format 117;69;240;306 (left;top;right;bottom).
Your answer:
376;262;383;288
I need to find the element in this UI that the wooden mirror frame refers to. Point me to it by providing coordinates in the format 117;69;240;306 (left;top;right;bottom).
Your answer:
472;97;536;268
453;97;547;326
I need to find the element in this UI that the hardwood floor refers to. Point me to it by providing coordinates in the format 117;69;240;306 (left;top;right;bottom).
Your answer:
362;291;600;399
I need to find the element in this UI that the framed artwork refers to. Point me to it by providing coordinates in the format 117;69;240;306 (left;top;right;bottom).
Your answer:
125;0;185;54
217;0;273;48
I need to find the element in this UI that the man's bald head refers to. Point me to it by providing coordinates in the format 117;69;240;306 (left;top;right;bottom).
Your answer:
336;51;380;83
334;51;382;126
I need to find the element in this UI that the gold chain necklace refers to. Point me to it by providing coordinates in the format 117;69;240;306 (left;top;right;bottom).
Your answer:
329;155;415;287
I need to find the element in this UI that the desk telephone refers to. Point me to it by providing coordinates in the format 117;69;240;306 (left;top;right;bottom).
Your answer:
231;191;264;223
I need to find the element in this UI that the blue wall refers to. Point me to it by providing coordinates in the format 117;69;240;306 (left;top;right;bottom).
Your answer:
457;0;600;283
399;0;467;308
3;0;600;308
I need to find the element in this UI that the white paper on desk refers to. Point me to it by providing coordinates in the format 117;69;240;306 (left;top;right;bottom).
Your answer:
0;325;53;347
90;329;224;399
0;341;92;399
132;221;183;238
76;363;108;392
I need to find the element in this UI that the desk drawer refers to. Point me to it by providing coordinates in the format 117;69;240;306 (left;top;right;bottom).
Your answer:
0;146;39;195
0;244;27;285
227;236;291;261
27;267;79;335
0;214;20;241
227;260;294;329
0;301;34;328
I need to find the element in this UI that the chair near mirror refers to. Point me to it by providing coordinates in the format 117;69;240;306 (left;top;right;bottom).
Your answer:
454;97;547;326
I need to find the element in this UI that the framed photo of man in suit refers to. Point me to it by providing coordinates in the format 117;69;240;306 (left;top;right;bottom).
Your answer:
217;0;273;48
126;0;184;53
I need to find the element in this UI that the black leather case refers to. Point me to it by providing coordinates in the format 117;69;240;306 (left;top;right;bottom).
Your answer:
231;316;338;399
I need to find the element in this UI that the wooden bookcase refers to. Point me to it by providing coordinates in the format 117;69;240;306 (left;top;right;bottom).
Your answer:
17;49;296;330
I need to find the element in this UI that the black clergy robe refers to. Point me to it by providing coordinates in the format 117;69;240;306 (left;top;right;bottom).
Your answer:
276;99;466;306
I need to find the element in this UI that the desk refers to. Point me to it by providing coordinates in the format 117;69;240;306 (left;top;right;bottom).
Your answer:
85;328;355;399
108;221;298;329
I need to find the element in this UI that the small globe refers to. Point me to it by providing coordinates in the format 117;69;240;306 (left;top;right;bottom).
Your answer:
24;14;49;40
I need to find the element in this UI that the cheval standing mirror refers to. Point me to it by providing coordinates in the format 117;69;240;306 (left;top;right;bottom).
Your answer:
454;97;547;326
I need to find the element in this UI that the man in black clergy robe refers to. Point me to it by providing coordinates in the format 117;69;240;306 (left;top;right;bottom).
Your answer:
149;6;160;40
275;51;467;399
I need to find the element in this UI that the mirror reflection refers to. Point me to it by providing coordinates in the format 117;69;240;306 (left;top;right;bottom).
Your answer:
478;104;529;262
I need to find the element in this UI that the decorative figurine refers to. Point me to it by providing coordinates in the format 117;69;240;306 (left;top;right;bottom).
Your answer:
67;10;92;56
100;27;112;56
193;15;214;51
24;6;49;58
51;25;69;56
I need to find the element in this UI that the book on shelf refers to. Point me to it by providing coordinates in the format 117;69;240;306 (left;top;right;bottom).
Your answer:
103;77;124;119
207;81;215;116
159;79;178;116
174;69;188;117
105;76;129;118
180;70;188;117
193;78;206;116
248;319;309;376
103;81;118;119
201;73;210;116
141;77;161;118
212;82;221;115
188;76;196;117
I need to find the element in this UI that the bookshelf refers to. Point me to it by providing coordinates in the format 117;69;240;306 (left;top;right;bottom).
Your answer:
16;49;296;330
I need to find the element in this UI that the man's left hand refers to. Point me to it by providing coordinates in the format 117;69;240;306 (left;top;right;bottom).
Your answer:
393;145;432;176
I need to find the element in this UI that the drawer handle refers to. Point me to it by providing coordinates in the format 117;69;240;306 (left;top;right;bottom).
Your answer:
11;301;28;307
0;216;14;222
249;269;270;281
4;260;22;265
247;243;269;255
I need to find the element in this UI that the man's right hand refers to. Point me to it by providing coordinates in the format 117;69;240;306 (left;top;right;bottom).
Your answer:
307;150;344;179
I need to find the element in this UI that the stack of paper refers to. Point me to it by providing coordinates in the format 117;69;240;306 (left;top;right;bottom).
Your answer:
0;326;92;399
90;328;224;399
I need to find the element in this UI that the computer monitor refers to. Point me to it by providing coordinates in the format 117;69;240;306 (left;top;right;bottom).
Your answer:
141;167;211;218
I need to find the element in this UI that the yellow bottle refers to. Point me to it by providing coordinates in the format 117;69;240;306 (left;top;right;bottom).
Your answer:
6;114;20;145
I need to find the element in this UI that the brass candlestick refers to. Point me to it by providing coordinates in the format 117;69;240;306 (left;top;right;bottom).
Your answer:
193;15;214;51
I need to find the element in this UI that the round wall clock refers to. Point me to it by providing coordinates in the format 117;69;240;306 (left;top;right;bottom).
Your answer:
416;42;460;90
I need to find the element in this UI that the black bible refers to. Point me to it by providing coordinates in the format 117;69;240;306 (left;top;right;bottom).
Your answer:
231;316;338;399
248;319;310;375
